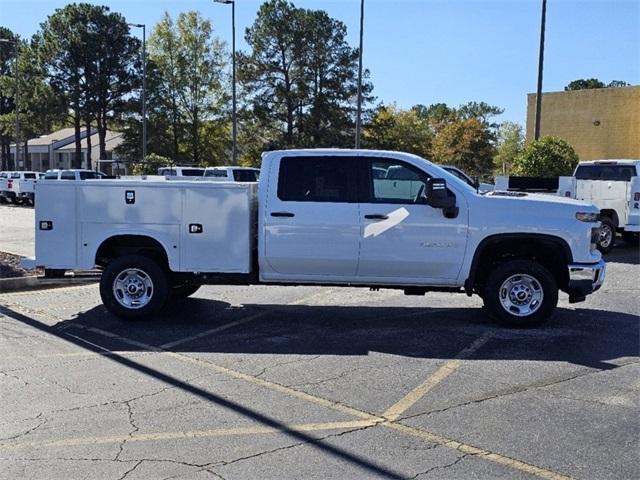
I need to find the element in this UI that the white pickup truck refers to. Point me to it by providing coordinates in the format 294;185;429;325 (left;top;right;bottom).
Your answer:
32;149;606;327
571;160;640;252
0;171;39;205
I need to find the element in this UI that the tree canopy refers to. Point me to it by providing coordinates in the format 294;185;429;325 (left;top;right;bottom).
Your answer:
512;136;579;177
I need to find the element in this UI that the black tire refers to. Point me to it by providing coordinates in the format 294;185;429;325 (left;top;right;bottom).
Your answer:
622;231;639;245
100;254;169;320
483;259;558;328
169;284;201;300
597;217;615;253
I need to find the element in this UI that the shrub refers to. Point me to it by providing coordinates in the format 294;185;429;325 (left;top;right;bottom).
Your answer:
512;136;579;177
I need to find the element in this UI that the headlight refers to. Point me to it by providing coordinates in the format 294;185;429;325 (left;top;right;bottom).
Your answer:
576;212;600;222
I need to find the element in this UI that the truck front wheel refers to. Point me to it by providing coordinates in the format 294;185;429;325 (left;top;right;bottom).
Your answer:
483;259;558;327
597;217;615;253
100;254;169;320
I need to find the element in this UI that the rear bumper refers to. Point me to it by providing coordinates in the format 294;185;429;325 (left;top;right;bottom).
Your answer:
566;260;606;302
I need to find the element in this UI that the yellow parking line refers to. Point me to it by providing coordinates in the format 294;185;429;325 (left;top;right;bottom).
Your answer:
388;423;573;480
0;419;377;451
382;331;493;421
2;299;573;480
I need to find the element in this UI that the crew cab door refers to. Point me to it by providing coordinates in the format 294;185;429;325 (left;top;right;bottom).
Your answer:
357;156;468;284
261;155;361;280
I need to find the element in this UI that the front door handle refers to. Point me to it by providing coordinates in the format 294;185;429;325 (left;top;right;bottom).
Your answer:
364;214;389;220
271;211;295;218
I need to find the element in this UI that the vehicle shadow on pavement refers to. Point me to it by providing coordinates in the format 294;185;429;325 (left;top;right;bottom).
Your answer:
604;242;640;265
38;301;640;371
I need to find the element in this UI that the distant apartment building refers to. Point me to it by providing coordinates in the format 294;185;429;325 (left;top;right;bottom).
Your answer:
526;85;640;160
9;127;124;171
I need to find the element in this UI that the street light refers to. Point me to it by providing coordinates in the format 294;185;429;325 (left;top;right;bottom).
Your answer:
534;0;547;140
214;0;237;165
128;23;147;159
355;0;365;149
0;37;19;170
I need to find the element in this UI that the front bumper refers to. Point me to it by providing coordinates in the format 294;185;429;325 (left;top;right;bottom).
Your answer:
566;259;606;302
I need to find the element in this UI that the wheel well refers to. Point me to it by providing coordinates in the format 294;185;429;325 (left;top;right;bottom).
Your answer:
95;235;169;268
468;235;571;292
599;209;619;227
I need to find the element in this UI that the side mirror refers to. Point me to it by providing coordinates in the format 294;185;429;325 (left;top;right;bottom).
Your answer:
426;178;458;218
426;178;455;209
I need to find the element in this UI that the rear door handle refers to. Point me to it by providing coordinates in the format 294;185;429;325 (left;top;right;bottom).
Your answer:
271;211;295;218
364;214;389;220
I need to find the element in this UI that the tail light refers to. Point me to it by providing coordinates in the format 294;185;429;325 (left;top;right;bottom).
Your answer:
7;179;12;189
565;191;571;197
634;192;640;201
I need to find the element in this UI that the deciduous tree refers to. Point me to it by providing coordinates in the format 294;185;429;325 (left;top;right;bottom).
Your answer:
512;136;578;177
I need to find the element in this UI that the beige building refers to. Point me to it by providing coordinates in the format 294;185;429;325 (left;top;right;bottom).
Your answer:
526;85;640;160
10;127;123;172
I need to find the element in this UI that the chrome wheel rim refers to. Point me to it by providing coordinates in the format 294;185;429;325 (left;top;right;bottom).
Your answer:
599;225;613;248
499;274;544;317
113;268;154;309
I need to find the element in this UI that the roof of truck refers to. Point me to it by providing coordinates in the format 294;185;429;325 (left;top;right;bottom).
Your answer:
578;159;640;165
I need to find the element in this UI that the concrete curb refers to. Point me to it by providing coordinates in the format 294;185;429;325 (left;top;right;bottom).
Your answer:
0;275;99;293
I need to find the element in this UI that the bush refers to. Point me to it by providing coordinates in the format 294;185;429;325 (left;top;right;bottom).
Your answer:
512;136;579;177
130;153;172;175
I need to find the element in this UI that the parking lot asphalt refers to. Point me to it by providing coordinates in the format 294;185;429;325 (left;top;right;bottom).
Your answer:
0;204;34;258
0;243;638;480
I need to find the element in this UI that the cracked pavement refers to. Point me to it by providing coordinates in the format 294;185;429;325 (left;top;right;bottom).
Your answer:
0;243;638;479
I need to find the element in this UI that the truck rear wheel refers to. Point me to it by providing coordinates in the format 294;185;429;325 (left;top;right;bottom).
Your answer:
483;259;558;328
100;254;169;320
597;217;615;253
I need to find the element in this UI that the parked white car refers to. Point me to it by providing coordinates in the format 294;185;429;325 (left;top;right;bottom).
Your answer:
157;166;205;177
31;149;605;327
42;169;108;181
203;166;260;182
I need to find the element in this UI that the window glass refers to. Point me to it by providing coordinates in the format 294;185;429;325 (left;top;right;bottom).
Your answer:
43;172;58;180
233;169;259;182
181;168;205;176
159;168;176;176
79;171;98;179
277;156;357;203
575;165;637;181
368;159;430;203
205;170;228;177
60;171;76;180
24;173;37;179
10;173;20;179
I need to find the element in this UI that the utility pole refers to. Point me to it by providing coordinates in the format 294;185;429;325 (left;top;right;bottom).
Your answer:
128;23;147;158
355;0;365;149
0;37;19;170
214;0;237;165
534;0;547;140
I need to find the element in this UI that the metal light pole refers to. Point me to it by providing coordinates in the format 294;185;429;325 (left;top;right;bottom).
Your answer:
129;23;147;158
355;0;365;149
215;0;237;165
1;37;19;170
534;0;547;140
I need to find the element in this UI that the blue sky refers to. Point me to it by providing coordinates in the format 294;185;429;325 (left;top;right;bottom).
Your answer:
1;0;638;125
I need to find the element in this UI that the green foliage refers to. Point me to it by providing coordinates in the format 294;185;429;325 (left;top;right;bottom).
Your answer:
146;11;227;163
239;0;372;151
565;78;630;91
363;104;432;158
431;117;496;179
494;121;524;175
512;136;579;177
39;3;141;167
130;153;171;175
